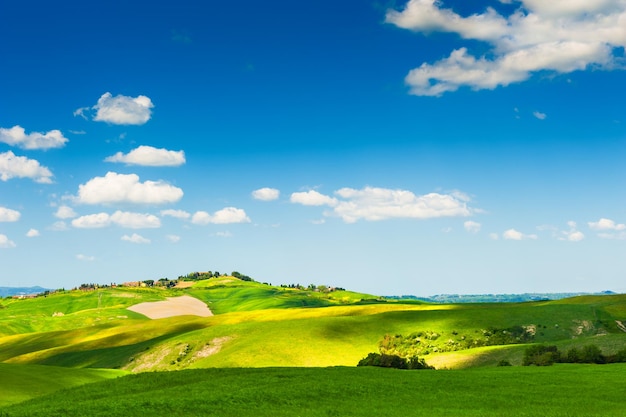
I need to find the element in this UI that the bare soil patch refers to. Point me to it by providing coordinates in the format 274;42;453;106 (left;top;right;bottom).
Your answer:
127;295;213;319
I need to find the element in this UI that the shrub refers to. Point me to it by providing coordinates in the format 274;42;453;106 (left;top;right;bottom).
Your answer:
357;353;433;370
523;345;560;366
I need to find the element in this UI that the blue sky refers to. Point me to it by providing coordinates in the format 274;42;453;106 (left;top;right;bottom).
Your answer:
1;0;626;295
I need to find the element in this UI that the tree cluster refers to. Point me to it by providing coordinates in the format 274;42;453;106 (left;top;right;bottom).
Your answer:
357;352;434;370
523;344;626;366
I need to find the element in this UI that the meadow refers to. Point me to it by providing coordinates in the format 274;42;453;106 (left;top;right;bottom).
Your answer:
2;365;626;416
1;277;625;415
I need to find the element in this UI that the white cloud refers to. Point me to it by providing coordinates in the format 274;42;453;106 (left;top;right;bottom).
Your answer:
588;218;626;231
71;213;111;229
192;207;251;225
105;145;185;167
565;230;585;242
0;151;53;183
386;0;626;95
0;125;68;150
331;187;472;223
50;221;68;231
558;220;584;242
597;232;626;240
166;234;181;243
290;190;339;207
55;205;77;219
76;254;95;262
110;211;161;229
26;229;40;237
0;207;21;222
160;209;191;219
464;220;481;233
503;228;538;240
121;233;151;244
88;92;154;125
75;172;183;205
252;187;280;201
0;234;16;248
533;111;547;120
72;211;161;229
215;231;233;238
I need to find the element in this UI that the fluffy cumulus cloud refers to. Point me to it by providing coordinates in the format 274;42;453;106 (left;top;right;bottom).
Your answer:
75;172;183;205
78;92;154;125
0;125;68;150
0;234;16;248
589;217;626;239
503;228;538;240
464;220;481;233
105;146;185;167
55;205;77;219
0;151;53;183
290;190;339;207
26;229;40;237
588;217;626;231
121;233;151;244
386;0;626;95
191;207;251;225
72;211;161;229
252;187;280;201
337;187;471;223
0;207;21;222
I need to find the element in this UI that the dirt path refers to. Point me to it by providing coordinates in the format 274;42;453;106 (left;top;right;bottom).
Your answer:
127;295;213;319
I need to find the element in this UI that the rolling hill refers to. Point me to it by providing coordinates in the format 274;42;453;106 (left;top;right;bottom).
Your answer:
1;276;625;412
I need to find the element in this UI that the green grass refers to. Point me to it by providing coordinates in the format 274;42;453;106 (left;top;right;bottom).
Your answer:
0;363;125;407
3;365;625;416
2;289;625;371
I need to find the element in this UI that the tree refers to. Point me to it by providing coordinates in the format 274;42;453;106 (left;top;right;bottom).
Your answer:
523;345;560;366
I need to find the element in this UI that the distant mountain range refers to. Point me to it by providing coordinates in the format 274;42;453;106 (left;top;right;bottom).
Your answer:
0;286;51;297
388;291;616;303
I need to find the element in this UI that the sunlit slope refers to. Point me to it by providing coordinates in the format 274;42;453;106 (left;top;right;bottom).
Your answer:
189;277;380;313
1;280;625;371
0;287;175;336
0;363;124;407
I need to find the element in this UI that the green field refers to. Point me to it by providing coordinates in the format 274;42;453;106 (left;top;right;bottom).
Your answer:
3;365;625;417
1;277;626;414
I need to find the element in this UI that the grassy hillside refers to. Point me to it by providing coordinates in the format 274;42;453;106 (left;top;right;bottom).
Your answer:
3;365;626;416
0;363;124;407
1;280;625;372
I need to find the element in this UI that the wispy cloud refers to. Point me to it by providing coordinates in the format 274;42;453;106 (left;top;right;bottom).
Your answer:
386;0;626;95
121;233;151;244
0;234;16;248
0;207;21;222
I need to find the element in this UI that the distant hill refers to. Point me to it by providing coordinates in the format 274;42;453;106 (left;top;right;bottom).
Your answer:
0;287;51;297
388;291;616;303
